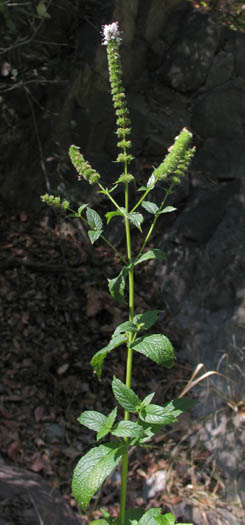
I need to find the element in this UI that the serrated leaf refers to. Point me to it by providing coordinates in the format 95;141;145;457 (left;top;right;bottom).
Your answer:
86;207;103;230
91;334;127;379
113;321;138;337
127;212;144;231
140;404;179;425
96;407;118;441
135;249;167;266
108;267;128;304
132;334;175;368
140;398;196;426
77;411;107;432
139;508;161;525
158;206;177;215
141;201;159;214
88;229;103;244
72;443;124;510
112;377;141;413
155;514;175;525
142;392;155;406
133;310;162;331
105;210;125;224
111;420;144;439
156;513;193;525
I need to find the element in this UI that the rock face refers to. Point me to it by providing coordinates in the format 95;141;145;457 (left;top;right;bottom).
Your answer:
0;460;83;524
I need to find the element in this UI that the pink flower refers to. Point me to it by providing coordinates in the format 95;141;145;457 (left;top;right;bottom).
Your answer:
102;22;121;46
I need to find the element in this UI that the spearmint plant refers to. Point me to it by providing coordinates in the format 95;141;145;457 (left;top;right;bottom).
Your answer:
41;22;196;525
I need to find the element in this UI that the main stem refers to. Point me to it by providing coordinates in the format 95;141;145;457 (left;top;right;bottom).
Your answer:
120;180;134;525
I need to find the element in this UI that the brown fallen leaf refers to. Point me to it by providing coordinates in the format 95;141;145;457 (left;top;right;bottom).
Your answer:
85;286;102;317
7;440;22;461
34;406;45;422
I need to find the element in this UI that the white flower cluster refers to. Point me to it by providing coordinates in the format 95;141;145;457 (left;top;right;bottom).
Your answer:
102;22;121;46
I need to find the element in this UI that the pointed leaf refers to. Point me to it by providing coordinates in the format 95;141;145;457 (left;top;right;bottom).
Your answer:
135;249;167;266
141;201;159;214
132;334;175;368
77;203;88;216
111;421;144;439
96;407;118;441
127;212;144;231
112;377;141;413
158;206;177;215
91;334;127;379
72;443;124;510
105;210;125;224
108;267;128;304
86;207;103;230
139;508;161;525
88;229;103;244
139;398;196;426
78;411;107;432
133;310;162;331
140;404;179;425
113;321;138;337
142;392;155;406
156;514;175;525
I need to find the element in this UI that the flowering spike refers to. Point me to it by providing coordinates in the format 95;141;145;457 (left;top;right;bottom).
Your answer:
102;22;121;46
102;22;134;180
150;128;193;184
69;145;100;184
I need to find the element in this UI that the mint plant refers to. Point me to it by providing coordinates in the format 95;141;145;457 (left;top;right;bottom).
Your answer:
41;22;196;525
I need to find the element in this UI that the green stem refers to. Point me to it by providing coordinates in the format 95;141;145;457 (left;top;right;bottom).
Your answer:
120;176;134;525
130;186;152;213
137;184;174;259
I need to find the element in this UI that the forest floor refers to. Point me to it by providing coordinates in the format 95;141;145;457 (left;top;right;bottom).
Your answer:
0;199;243;524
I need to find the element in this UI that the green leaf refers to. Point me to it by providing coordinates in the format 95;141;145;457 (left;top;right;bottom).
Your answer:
88;229;103;244
72;443;124;510
86;207;103;231
135;249;167;266
133;310;162;331
112;377;141;413
77;411;107;432
113;321;138;337
97;407;117;441
36;1;51;18
142;392;155;406
114;508;145;525
105;210;125;224
132;334;175;368
127;212;144;231
108;267;128;304
140;404;179;425
156;514;175;525
77;203;88;216
158;206;177;215
147;174;156;188
139;398;196;426
91;334;127;379
141;201;159;214
139;508;162;525
111;420;144;439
